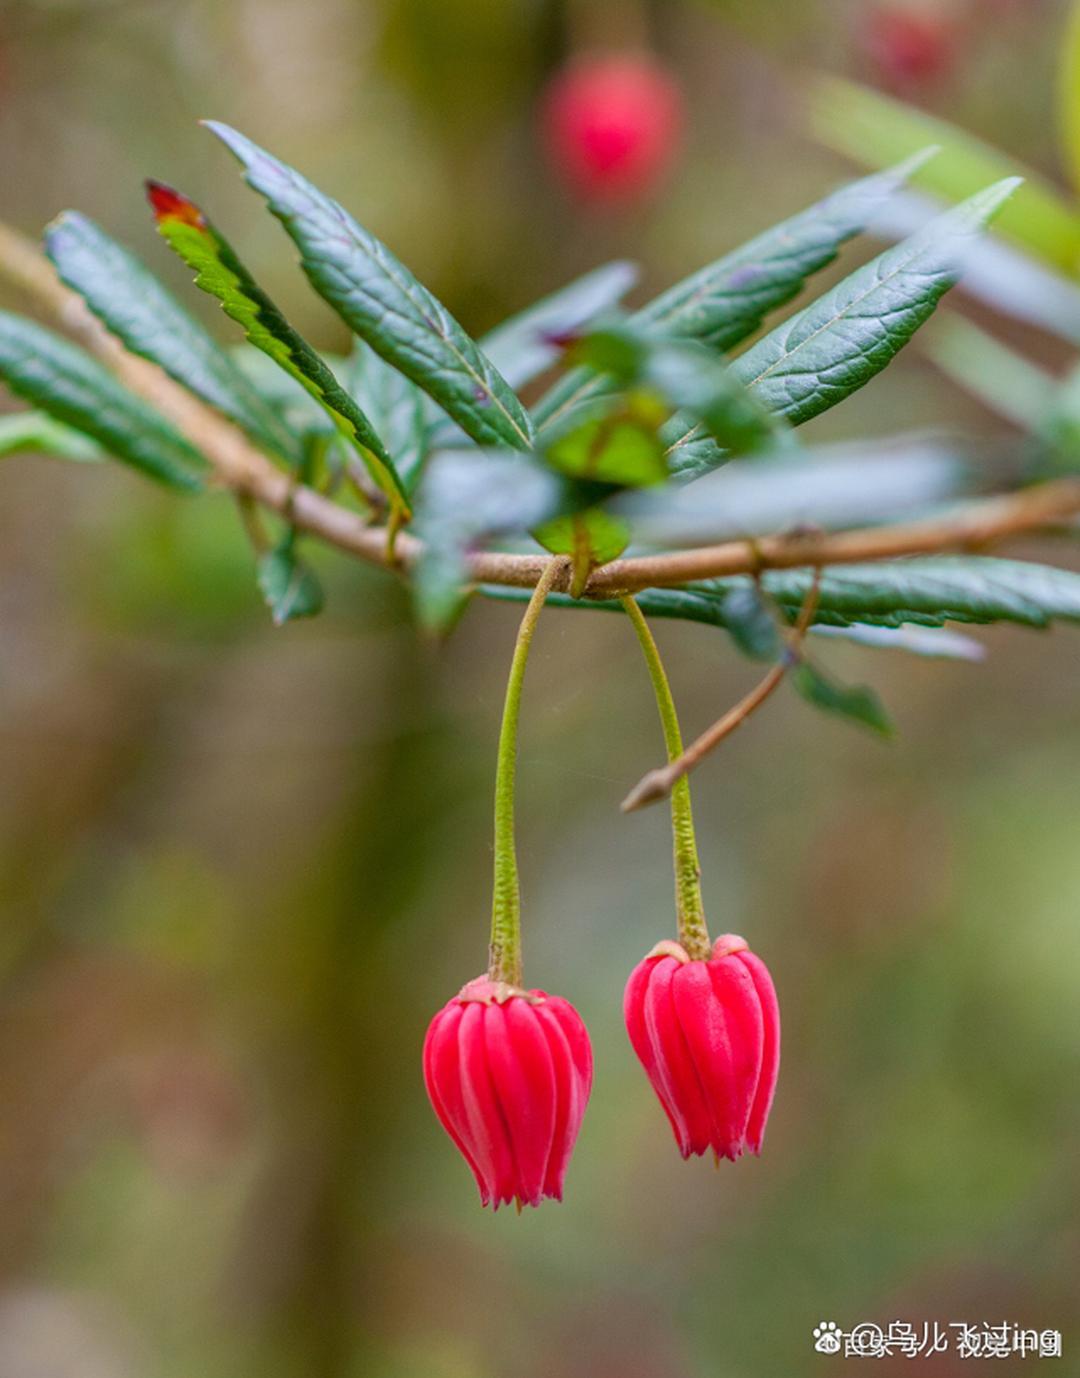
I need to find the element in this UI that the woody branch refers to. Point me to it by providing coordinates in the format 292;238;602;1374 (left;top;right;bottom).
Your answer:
3;222;1079;600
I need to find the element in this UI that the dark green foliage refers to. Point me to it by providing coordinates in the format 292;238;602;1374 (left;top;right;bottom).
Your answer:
0;313;206;491
0;123;1059;697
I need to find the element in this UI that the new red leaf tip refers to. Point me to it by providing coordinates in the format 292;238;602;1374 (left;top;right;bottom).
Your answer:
145;179;207;229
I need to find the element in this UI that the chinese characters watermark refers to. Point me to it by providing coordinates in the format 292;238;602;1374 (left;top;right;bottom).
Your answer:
812;1321;1063;1359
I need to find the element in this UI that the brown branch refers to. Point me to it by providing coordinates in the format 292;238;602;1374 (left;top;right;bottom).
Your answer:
4;222;1080;602
620;573;822;812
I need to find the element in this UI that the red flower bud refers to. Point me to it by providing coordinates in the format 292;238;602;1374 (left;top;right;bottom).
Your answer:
623;935;779;1161
862;6;958;90
539;53;684;206
423;976;593;1208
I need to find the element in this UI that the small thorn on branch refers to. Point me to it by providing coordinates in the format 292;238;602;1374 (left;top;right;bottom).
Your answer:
620;571;822;812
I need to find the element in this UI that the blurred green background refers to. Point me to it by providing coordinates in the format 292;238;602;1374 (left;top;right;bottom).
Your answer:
1;1;1078;1375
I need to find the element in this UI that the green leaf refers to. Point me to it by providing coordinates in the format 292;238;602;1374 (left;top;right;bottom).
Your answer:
484;556;1080;635
343;340;430;491
533;508;630;599
205;122;534;453
542;390;670;487
148;181;409;522
790;660;894;737
638;151;939;348
737;180;1019;422
706;558;1080;630
480;260;638;390
44;210;298;464
229;345;336;436
257;540;325;625
533;151;936;431
0;410;103;462
665;180;1020;473
570;323;780;463
719;584;783;660
811;75;1080;273
0;313;206;491
478;584;986;660
413;450;562;631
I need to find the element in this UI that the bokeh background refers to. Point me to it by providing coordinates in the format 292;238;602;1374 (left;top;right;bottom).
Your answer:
1;1;1078;1375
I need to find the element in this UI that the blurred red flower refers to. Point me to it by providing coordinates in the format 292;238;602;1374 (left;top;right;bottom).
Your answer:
540;53;684;206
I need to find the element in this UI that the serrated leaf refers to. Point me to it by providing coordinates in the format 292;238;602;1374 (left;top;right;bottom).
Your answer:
736;179;1020;421
229;345;336;436
870;189;1080;345
147;181;409;521
477;584;987;660
0;410;103;462
533;152;935;431
44;210;298;464
413;450;562;631
343;339;429;491
791;661;894;737
811;74;1080;273
570;323;780;463
205;122;534;453
480;260;638;390
639;151;939;348
707;558;1080;630
0;313;206;491
257;541;325;625
483;555;1080;636
665;180;1021;473
533;507;630;598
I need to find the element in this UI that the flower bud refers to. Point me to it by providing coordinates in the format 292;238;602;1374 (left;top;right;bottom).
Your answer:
423;976;593;1208
623;935;779;1161
862;5;958;90
539;53;684;206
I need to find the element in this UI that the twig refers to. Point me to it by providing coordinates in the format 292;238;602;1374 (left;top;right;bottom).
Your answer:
5;223;1080;600
619;593;710;954
620;573;822;812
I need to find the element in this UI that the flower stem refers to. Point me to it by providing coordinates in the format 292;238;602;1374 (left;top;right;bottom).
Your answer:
488;557;564;986
620;596;710;960
619;570;823;812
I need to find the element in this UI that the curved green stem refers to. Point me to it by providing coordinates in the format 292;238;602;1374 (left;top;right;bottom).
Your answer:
488;557;564;986
621;596;711;960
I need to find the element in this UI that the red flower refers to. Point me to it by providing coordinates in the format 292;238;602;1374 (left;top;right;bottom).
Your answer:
624;934;779;1161
423;977;593;1208
540;53;684;205
862;6;958;90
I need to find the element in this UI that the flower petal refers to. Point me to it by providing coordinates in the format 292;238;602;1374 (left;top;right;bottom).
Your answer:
457;1002;517;1207
423;1004;491;1204
672;958;757;1158
484;1000;558;1208
735;950;780;1153
534;1001;584;1199
643;956;714;1157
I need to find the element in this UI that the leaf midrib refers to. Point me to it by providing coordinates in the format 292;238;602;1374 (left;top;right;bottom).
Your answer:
666;223;972;457
283;165;534;451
